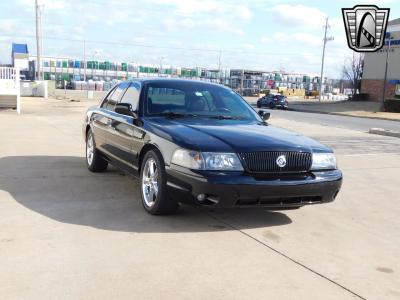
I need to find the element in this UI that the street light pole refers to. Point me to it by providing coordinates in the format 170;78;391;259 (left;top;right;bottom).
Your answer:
319;17;334;102
381;35;392;112
35;0;41;80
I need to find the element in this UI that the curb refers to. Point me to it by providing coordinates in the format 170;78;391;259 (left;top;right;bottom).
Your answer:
369;128;400;138
287;108;400;123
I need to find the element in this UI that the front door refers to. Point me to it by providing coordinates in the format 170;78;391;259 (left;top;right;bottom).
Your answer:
108;82;145;173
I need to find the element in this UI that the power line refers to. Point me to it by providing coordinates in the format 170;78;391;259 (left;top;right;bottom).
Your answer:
1;34;343;59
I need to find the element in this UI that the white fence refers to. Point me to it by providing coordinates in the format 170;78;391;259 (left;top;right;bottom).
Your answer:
0;67;21;114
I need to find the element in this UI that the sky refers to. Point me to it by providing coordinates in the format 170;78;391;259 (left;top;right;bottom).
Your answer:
0;0;399;78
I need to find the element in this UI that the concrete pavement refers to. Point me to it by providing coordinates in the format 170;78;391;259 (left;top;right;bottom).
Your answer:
0;97;399;299
263;109;400;133
244;97;400;131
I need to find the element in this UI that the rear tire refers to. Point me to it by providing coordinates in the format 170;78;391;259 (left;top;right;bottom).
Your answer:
140;150;178;215
86;129;108;172
257;102;261;108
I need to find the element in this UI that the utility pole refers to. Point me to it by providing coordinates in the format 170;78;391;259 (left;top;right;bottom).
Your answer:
240;69;244;95
158;56;165;77
319;17;334;102
217;50;222;84
83;40;87;82
381;34;393;111
35;0;42;80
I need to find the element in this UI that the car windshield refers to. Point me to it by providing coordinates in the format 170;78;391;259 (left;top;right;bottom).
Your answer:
145;81;260;121
274;95;285;101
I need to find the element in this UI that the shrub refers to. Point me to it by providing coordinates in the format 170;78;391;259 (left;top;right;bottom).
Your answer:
351;93;370;101
384;99;400;112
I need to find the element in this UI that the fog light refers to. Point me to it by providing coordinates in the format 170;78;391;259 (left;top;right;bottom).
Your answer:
197;194;206;201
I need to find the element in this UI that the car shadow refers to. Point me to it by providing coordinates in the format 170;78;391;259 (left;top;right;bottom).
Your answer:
0;156;292;233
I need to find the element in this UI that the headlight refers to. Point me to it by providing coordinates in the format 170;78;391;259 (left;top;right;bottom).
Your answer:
202;152;243;171
171;149;243;171
311;153;337;170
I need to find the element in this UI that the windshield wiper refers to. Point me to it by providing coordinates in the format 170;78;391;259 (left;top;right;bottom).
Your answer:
159;111;197;119
208;115;243;120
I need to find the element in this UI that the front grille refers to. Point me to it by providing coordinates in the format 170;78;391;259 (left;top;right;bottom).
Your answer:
239;151;312;173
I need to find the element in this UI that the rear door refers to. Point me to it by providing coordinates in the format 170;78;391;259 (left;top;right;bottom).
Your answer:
108;81;144;171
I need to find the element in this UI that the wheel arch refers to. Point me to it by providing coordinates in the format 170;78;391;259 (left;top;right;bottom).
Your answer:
85;124;91;138
138;143;164;172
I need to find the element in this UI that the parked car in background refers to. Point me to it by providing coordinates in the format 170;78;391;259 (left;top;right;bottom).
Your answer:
257;94;288;109
83;79;342;215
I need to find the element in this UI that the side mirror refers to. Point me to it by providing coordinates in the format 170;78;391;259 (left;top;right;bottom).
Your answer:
258;110;270;121
115;103;138;118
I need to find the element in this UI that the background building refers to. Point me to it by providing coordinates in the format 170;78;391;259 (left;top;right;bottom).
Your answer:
361;18;400;101
8;42;334;95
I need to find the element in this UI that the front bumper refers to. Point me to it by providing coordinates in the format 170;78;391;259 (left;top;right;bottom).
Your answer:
274;102;288;109
166;166;342;208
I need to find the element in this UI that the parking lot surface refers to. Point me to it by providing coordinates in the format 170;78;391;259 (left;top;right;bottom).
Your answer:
1;97;399;299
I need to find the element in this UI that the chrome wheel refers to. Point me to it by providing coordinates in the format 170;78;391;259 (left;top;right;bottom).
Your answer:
142;158;159;207
86;133;94;166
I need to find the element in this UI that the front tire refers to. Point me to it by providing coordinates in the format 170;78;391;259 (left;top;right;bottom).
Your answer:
140;150;178;215
86;129;108;172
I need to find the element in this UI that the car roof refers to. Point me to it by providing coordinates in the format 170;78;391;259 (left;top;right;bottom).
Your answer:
125;77;227;88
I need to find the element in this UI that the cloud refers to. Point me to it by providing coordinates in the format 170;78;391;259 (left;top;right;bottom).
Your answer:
340;0;397;5
156;0;252;36
0;19;21;33
163;17;244;36
260;36;271;44
271;32;322;47
152;0;253;20
271;4;327;29
19;0;68;10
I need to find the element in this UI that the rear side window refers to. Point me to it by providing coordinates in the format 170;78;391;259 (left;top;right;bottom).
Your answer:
119;82;141;110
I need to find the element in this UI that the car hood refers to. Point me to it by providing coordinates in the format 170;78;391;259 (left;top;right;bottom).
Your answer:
145;117;331;153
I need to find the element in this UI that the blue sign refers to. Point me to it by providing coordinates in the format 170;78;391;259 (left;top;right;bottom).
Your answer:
384;39;400;46
388;80;400;84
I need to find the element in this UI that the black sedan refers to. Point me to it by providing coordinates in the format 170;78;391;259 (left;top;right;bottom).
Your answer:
257;94;288;109
83;79;342;215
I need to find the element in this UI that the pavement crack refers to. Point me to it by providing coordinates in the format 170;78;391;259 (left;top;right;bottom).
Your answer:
202;209;367;300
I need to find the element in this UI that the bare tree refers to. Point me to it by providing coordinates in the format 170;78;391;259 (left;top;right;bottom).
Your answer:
342;53;364;97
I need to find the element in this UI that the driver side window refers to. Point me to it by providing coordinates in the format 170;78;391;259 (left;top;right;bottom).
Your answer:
101;86;117;110
120;82;141;110
101;82;130;111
